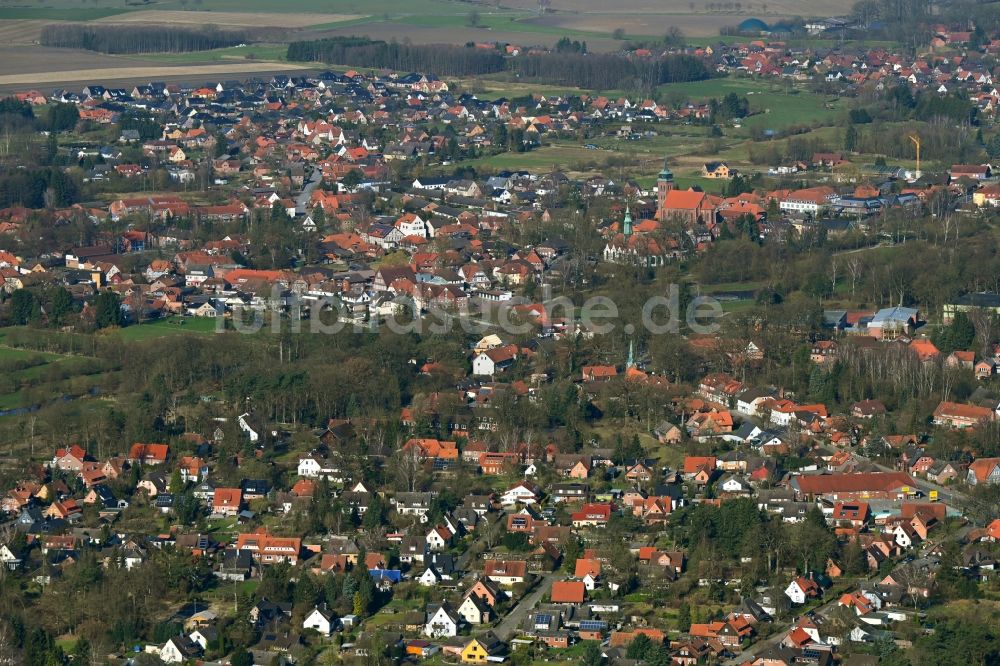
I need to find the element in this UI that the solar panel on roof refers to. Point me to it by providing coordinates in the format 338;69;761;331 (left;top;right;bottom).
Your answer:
579;620;607;630
534;614;552;624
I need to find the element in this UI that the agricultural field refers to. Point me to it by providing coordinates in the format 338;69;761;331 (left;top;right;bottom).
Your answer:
0;59;310;87
0;0;865;86
0;19;64;43
93;9;363;29
499;0;856;17
527;12;747;39
0;0;860;72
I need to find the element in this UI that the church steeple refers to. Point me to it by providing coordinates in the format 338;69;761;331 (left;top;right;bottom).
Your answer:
627;338;635;369
658;158;674;185
622;205;633;236
656;157;674;221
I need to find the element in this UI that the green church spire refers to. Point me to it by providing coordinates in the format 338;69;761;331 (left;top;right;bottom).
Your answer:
623;205;633;236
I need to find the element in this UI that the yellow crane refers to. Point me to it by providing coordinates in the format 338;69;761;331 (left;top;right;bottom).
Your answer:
909;134;921;179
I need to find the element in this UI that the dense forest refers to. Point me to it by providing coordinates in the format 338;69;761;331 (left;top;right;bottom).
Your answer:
509;51;711;90
39;24;252;54
286;37;712;91
286;37;506;76
0;168;79;209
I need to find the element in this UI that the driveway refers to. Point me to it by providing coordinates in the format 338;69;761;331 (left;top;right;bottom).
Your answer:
295;166;322;215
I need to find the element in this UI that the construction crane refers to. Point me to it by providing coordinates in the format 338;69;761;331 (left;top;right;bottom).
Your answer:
909;134;921;180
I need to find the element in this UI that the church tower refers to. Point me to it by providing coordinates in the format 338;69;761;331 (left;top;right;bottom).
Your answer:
622;206;633;237
656;158;674;221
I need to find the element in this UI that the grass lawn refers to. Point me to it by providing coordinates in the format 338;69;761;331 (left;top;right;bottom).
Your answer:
697;280;767;293
456;144;600;172
113;316;220;342
0;345;111;410
0;346;62;362
54;636;80;653
720;299;757;312
206;516;239;541
658;77;843;131
672;175;728;193
740;91;842;132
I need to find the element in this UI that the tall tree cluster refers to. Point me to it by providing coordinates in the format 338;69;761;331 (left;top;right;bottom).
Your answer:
40;24;251;54
287;37;712;91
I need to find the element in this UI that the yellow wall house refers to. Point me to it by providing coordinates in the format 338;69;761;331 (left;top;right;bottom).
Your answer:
461;638;490;664
702;161;732;179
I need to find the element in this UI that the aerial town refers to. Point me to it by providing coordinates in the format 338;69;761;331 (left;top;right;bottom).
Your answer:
0;0;999;665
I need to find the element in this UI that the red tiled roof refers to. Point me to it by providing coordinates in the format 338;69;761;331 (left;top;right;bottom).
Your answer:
551;580;585;603
792;472;913;494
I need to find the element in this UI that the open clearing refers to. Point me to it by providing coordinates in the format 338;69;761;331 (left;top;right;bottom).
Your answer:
94;10;364;29
112;316;219;342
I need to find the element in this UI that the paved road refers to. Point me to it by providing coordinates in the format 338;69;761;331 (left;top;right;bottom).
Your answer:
494;572;559;640
729;411;970;509
456;512;505;571
853;454;967;507
721;594;843;666
295;166;322;216
721;518;974;665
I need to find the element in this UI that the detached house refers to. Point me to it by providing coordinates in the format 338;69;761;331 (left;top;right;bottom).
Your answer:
933;401;995;428
51;445;88;472
128;443;169;466
303;604;337;636
967;458;1000;486
457;594;493;625
571;503;612;528
212;488;242;516
784;576;822;605
425;602;461;638
297;451;343;480
501;482;542;506
160;636;202;663
472;345;518;376
235;529;301;565
484;560;527;586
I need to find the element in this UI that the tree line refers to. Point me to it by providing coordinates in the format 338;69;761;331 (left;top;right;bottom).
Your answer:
0;167;79;209
287;38;506;76
39;23;252;54
509;51;711;90
286;37;712;91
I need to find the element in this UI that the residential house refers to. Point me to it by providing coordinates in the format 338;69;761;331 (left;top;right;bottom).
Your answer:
425;602;461;638
785;576;822;605
303;604;337;636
